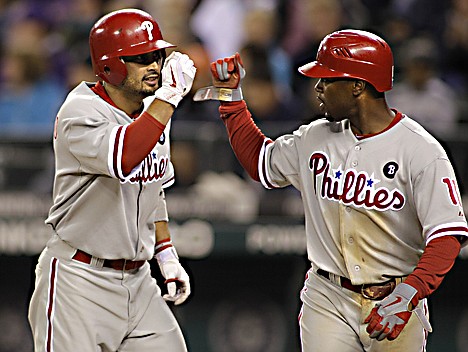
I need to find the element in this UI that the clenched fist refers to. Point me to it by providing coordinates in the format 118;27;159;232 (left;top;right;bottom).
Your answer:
155;51;197;107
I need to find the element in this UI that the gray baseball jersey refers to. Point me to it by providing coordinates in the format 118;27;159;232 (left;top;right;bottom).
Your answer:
46;81;174;260
29;81;188;352
258;113;468;284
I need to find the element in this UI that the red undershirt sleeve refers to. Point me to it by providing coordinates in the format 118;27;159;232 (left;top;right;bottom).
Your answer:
404;235;461;305
219;101;267;182
122;112;165;175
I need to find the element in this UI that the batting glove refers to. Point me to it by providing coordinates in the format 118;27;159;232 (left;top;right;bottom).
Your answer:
154;239;191;305
193;52;246;102
364;282;432;341
211;52;246;89
155;51;196;107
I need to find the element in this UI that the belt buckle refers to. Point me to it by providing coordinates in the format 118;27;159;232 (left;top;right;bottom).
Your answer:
361;281;396;300
361;284;379;300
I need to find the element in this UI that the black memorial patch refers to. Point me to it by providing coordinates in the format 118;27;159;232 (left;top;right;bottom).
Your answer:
383;161;399;179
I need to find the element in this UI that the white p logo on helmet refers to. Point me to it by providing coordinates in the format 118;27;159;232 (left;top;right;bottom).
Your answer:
141;21;154;40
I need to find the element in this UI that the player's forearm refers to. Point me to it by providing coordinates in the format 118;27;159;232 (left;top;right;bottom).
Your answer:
146;99;175;126
121;101;174;175
220;101;266;181
404;235;461;300
155;220;171;242
154;221;175;257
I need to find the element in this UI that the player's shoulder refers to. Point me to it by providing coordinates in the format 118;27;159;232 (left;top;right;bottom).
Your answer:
59;82;101;111
398;114;448;158
400;115;443;145
276;118;345;146
59;81;130;121
293;118;336;136
66;81;98;100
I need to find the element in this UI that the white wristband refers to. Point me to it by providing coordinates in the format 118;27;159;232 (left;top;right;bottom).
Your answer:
154;245;179;263
154;86;183;107
193;86;243;102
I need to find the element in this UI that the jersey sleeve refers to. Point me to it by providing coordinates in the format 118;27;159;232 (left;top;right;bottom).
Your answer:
155;189;169;222
59;96;170;182
58;103;118;177
260;128;304;190
413;156;468;244
219;101;302;190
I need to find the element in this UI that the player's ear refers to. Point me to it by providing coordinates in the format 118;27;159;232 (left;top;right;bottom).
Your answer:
352;80;366;96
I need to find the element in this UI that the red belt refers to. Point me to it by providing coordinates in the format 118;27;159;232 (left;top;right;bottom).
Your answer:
316;269;400;300
73;250;146;271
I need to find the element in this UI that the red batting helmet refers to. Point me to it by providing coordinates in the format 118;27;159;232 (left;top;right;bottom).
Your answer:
89;8;175;85
298;29;393;92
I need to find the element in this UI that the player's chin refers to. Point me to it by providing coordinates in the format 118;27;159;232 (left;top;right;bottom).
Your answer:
141;85;158;97
318;100;331;119
324;111;335;122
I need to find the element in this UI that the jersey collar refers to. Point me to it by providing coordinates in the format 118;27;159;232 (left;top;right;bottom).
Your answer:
354;109;403;140
90;81;142;119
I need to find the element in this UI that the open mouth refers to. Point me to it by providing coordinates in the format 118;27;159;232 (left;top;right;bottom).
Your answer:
316;96;325;111
143;74;159;86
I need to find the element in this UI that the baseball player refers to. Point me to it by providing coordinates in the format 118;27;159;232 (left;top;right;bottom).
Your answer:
28;9;196;352
195;29;468;351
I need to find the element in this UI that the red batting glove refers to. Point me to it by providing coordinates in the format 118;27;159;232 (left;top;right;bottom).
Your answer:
192;52;246;102
364;282;432;341
210;52;246;89
365;305;412;341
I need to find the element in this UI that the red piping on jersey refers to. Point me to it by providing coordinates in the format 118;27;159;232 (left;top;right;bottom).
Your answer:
113;126;123;178
261;140;276;188
162;176;175;188
426;226;468;241
354;110;403;139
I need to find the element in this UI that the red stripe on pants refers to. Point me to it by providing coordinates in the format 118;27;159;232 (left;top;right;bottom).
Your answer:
46;258;58;352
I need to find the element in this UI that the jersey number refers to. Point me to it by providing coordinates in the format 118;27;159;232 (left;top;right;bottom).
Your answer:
442;177;461;206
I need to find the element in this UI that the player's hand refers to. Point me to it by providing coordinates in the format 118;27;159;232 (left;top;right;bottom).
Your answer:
155;51;196;108
364;283;432;341
210;52;246;89
192;52;245;102
159;258;191;305
154;244;191;305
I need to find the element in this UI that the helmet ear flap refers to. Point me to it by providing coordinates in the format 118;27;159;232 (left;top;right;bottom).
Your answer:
98;58;127;85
